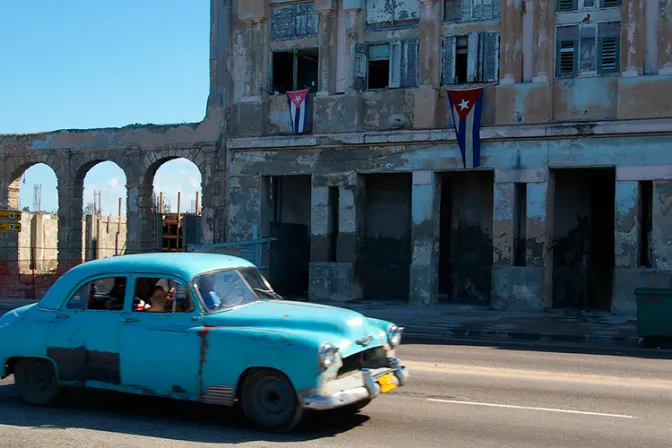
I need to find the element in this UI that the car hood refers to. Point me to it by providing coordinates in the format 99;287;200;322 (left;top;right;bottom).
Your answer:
202;300;383;354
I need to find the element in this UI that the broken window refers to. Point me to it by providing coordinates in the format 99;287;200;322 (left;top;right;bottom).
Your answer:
557;0;620;12
354;39;419;90
271;48;319;93
445;0;501;22
366;0;420;27
441;32;500;85
555;22;620;77
270;1;318;42
67;276;127;311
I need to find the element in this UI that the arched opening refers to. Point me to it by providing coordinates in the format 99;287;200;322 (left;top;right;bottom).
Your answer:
82;161;128;261
4;163;59;297
151;158;203;252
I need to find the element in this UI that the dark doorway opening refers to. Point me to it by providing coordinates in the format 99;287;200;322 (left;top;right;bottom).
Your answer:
438;171;494;304
363;173;412;300
552;167;615;311
268;175;312;298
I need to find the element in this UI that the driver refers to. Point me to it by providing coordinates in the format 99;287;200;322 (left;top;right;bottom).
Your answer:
197;276;222;310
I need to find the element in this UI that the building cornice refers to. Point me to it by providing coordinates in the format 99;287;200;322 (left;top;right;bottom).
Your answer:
227;118;672;150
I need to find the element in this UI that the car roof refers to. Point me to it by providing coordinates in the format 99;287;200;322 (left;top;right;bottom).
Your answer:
38;252;256;309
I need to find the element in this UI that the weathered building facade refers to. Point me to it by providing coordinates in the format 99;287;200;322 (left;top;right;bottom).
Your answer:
2;0;672;316
225;0;672;315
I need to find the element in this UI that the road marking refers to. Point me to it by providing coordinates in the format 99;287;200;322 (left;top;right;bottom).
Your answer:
427;398;637;419
404;360;672;389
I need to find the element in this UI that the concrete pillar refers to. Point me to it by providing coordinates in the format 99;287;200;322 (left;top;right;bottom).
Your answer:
418;0;440;89
492;182;516;266
310;185;333;262
532;0;554;82
525;180;554;310
651;180;672;270
317;4;337;95
500;0;523;84
622;0;646;77
343;0;364;93
199;147;225;245
228;181;262;242
56;153;83;274
409;171;441;306
658;0;672;74
612;181;640;315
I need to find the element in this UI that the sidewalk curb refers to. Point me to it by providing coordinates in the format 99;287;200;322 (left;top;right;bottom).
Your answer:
400;324;641;347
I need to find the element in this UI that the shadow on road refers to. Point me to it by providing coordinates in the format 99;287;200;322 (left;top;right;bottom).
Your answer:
0;383;369;443
403;335;672;360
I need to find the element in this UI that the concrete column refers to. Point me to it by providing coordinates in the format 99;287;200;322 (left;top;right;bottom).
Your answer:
532;0;554;82
343;0;364;93
500;0;523;84
612;181;640;315
658;0;672;74
409;171;441;306
310;185;333;262
199;147;224;245
525;180;554;310
317;7;337;95
56;153;83;274
228;182;262;242
418;0;440;88
652;180;672;270
622;0;646;77
492;182;515;266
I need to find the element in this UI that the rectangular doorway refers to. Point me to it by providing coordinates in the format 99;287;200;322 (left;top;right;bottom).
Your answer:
362;173;412;300
552;168;615;311
267;175;312;299
438;171;494;304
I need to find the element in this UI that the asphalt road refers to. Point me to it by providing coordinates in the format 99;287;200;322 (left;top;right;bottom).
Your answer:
0;341;671;447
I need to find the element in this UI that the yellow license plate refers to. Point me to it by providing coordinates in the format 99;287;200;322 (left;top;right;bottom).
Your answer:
377;373;397;393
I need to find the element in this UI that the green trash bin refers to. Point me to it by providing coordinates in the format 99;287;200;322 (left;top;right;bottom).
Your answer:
635;288;672;338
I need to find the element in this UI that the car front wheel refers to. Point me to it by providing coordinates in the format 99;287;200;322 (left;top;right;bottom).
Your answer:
240;368;304;433
14;358;62;406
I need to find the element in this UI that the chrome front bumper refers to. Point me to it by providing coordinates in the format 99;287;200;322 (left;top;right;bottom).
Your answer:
302;358;409;411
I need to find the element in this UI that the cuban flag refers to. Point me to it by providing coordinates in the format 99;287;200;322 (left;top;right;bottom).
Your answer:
447;87;485;169
287;88;311;134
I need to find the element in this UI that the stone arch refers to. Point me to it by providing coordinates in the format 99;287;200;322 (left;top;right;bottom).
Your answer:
124;147;212;254
0;155;60;297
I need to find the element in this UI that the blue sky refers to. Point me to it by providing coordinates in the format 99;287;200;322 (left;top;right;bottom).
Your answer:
0;0;210;216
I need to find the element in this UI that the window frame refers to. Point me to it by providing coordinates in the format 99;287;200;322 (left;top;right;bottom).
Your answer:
270;46;320;94
440;31;500;86
555;21;621;78
366;0;421;29
556;0;621;12
130;274;197;315
269;1;319;42
444;0;502;23
63;274;131;312
354;39;419;91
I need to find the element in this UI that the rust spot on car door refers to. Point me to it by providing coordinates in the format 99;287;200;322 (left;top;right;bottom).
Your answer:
197;327;210;399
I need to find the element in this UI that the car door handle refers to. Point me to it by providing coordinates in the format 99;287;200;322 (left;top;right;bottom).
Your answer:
122;318;139;323
55;314;70;319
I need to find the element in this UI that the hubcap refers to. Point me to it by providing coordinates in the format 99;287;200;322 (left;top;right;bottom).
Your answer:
257;379;289;418
28;361;52;391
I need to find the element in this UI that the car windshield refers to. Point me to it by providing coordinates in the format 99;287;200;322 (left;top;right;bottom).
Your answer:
193;267;272;312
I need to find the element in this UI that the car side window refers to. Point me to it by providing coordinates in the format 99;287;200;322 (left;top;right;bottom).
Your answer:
132;277;194;314
197;270;258;311
66;276;128;311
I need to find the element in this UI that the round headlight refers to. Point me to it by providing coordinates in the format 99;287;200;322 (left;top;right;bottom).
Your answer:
387;324;403;348
318;342;339;370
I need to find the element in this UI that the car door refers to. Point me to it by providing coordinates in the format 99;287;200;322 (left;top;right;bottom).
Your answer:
118;273;203;400
46;274;130;387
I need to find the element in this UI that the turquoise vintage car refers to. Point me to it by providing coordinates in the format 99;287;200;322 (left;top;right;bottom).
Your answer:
0;253;408;432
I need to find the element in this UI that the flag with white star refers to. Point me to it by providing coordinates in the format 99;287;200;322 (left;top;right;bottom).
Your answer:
446;87;484;169
286;88;311;134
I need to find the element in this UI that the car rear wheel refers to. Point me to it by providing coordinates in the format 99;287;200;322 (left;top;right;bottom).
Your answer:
14;358;61;406
240;368;304;433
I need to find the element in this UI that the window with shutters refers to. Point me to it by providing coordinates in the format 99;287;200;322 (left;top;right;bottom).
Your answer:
556;0;620;12
440;32;500;85
555;22;620;77
444;0;501;22
271;48;319;93
270;1;319;42
366;0;420;27
354;40;419;90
